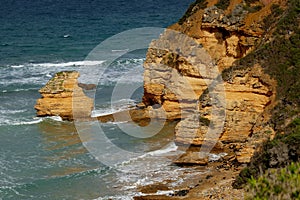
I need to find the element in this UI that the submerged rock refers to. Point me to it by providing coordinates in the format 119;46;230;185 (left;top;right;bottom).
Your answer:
35;71;94;120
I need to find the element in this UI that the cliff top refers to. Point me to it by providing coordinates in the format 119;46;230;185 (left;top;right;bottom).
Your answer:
39;71;79;94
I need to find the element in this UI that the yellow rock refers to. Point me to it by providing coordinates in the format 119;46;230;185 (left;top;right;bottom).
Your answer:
35;71;94;120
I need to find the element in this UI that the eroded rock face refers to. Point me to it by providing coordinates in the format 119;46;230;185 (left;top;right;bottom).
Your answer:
142;0;282;164
35;71;94;120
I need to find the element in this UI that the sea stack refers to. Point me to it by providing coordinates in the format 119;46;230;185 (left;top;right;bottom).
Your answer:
35;71;94;120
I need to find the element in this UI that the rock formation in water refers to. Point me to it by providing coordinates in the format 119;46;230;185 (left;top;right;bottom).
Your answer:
35;71;94;120
142;0;298;164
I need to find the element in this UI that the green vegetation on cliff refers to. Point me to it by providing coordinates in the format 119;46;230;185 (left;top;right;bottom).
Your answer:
175;0;299;195
224;0;300;130
246;162;300;199
215;0;230;10
228;0;300;196
234;117;300;188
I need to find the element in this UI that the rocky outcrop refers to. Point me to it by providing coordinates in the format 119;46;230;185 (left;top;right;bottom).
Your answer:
142;0;285;164
174;64;276;163
35;71;94;120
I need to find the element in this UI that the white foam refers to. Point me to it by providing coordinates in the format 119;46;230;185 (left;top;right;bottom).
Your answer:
111;49;129;53
10;60;105;69
3;58;144;89
12;118;43;125
30;60;105;67
47;116;63;122
1;116;63;126
0;109;27;115
10;64;25;68
95;59;144;85
116;142;178;168
94;195;132;200
95;141;208;198
91;109;119;117
1;88;37;93
104;121;129;125
143;142;178;157
208;153;228;161
115;58;144;65
92;99;136;117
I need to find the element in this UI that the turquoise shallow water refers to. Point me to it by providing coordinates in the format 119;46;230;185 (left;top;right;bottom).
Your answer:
0;0;213;199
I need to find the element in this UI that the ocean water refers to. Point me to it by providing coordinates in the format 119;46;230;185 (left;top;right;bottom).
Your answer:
0;0;211;199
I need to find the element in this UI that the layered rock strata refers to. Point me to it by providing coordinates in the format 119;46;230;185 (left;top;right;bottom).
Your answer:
142;0;283;164
35;71;94;120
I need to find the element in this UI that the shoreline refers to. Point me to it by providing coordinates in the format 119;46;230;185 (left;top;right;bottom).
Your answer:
134;161;245;200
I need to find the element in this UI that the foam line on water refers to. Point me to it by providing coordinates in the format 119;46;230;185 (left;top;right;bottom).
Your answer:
2;58;144;87
0;116;64;126
10;60;105;68
92;99;137;117
142;142;178;157
1;88;38;93
116;142;178;168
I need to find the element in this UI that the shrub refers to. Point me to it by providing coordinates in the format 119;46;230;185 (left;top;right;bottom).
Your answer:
233;118;300;189
246;162;300;200
215;0;230;10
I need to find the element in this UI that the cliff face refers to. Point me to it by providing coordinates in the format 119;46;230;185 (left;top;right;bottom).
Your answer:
143;0;290;163
35;71;94;120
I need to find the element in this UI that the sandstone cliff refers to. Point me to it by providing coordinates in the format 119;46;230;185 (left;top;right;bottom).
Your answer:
142;0;295;164
35;71;94;120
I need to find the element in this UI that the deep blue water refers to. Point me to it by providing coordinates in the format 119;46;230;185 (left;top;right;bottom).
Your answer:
0;0;191;65
0;0;207;199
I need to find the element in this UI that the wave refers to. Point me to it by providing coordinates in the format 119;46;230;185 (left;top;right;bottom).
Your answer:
8;58;144;69
114;58;144;66
0;109;27;115
1;58;145;90
0;166;109;198
11;118;43;126
92;99;137;117
142;142;178;157
91;109;121;118
0;116;64;126
45;116;63;122
1;88;38;93
94;195;133;200
116;142;178;168
49;166;110;180
111;49;129;53
2;58;144;89
63;34;71;38
10;60;105;68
